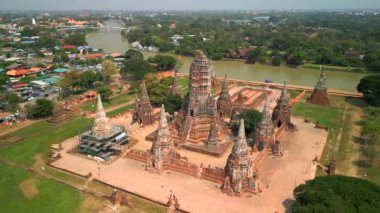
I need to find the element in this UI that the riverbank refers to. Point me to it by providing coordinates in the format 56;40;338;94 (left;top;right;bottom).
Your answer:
87;21;367;91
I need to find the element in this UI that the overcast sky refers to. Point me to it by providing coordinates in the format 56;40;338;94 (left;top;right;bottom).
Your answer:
1;0;379;11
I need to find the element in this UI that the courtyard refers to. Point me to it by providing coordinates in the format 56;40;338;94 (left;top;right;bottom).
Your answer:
51;115;327;213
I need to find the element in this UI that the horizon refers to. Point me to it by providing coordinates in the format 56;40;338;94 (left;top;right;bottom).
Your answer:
1;0;380;11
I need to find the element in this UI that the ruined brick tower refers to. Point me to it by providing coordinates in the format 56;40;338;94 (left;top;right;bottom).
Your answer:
148;104;173;170
254;96;275;151
171;71;183;98
217;75;233;118
132;82;154;126
170;50;231;156
272;81;295;131
185;50;214;116
223;119;258;195
309;66;331;106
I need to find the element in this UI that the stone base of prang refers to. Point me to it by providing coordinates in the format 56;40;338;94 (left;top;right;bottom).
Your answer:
309;89;331;106
181;140;233;157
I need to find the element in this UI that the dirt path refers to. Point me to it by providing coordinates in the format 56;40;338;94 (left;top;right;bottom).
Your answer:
342;106;363;177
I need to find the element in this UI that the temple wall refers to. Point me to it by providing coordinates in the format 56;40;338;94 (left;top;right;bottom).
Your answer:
201;166;225;183
126;149;148;162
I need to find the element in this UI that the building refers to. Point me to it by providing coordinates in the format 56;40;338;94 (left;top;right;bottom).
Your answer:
170;50;232;156
222;119;260;195
217;75;233;118
79;94;128;161
254;97;275;152
171;72;183;98
272;81;296;131
309;67;331;106
148;105;174;170
132;82;154;126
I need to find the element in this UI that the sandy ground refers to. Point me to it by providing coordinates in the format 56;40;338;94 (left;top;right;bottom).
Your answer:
52;116;327;213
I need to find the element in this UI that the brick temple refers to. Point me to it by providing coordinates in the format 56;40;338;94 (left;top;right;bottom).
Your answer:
170;50;232;156
132;82;154;126
222;119;261;195
309;66;331;106
272;81;296;131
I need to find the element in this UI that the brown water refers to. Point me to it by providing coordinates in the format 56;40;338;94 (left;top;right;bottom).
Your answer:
87;20;366;91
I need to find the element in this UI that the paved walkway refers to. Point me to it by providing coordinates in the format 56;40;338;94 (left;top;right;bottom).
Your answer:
52;117;327;213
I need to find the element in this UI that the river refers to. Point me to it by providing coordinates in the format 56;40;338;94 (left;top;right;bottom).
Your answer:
86;20;366;91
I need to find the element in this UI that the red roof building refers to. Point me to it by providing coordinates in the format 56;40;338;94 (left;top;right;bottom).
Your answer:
61;45;77;50
79;53;105;60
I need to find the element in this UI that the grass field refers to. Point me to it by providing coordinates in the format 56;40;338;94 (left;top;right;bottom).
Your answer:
0;102;167;212
0;162;82;213
0;117;91;166
302;63;367;72
106;104;135;117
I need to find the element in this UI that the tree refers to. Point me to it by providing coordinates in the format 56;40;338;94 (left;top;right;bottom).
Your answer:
0;72;10;90
293;175;380;212
101;59;119;83
147;55;177;71
124;49;144;61
78;71;102;89
29;99;54;118
144;73;172;105
121;58;155;80
163;94;182;115
0;92;21;112
357;75;380;106
232;109;262;136
98;86;113;100
64;33;87;46
364;51;380;72
57;71;80;96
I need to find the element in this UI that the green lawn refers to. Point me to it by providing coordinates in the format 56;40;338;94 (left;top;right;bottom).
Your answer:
292;97;344;174
0;162;82;213
303;63;367;72
81;92;131;112
0;102;169;212
0;117;91;166
106;104;135;117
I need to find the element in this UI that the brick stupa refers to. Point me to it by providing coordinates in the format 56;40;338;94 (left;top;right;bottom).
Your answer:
309;66;331;106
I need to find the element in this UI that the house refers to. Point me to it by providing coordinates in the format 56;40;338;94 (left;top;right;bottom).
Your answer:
344;51;363;59
61;45;77;50
224;49;237;58
54;68;69;74
79;53;104;60
5;63;24;70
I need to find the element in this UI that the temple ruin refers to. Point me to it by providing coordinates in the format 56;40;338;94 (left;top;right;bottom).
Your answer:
171;71;183;98
170;50;232;156
254;97;276;152
309;66;331;106
79;94;129;161
132;82;154;126
148;104;175;171
223;119;261;195
272;81;296;131
217;75;233;118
